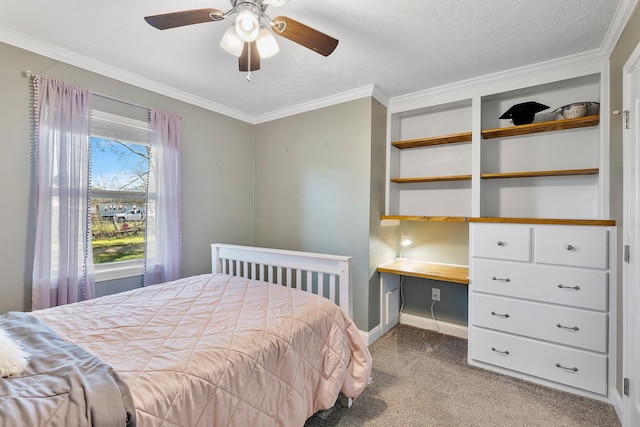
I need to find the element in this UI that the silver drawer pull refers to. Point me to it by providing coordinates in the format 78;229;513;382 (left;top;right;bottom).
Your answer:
557;284;581;291
555;363;578;373
491;347;510;356
492;276;511;283
566;244;576;251
496;241;505;247
491;311;510;319
556;323;580;331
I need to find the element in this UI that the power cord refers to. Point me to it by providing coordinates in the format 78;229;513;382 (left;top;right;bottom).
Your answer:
399;275;405;313
430;298;441;332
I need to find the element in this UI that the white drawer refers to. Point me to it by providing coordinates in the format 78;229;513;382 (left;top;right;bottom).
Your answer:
535;226;608;269
470;293;607;352
472;224;531;262
471;259;608;311
469;327;607;395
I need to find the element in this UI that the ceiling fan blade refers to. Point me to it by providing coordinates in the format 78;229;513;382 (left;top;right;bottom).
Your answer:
239;42;261;72
144;8;224;30
271;16;338;57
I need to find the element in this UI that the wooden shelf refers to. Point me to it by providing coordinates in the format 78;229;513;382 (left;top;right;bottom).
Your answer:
391;174;472;184
377;259;469;284
469;217;616;226
392;131;472;149
481;115;600;140
481;168;599;180
381;215;468;222
392;115;599;147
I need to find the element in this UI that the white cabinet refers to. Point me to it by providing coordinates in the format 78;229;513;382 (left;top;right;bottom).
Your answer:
471;224;532;262
535;226;609;269
468;222;614;397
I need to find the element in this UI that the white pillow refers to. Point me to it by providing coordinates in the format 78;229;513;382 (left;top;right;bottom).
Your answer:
0;326;30;377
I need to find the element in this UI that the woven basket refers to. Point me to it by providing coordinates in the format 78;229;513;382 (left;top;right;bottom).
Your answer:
561;104;587;119
553;102;598;119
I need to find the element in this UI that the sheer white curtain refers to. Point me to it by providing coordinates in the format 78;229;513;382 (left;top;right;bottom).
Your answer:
144;109;182;285
32;75;94;310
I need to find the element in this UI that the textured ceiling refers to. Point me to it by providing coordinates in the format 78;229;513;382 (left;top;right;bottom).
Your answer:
0;0;633;122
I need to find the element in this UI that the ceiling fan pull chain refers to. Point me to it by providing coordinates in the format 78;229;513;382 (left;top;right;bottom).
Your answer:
247;43;252;82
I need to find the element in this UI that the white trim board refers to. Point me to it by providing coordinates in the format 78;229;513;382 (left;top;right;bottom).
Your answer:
400;313;468;340
360;324;382;347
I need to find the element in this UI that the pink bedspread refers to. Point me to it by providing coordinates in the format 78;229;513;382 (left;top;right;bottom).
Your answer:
33;273;372;426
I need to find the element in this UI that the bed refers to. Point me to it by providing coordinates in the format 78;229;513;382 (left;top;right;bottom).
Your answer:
0;244;372;427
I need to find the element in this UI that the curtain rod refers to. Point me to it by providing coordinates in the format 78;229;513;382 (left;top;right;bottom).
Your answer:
23;70;151;112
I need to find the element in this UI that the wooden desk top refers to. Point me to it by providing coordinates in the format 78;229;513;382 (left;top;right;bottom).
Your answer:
377;259;469;284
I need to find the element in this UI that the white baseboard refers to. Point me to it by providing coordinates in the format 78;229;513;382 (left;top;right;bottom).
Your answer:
400;312;468;339
610;387;623;425
360;324;382;346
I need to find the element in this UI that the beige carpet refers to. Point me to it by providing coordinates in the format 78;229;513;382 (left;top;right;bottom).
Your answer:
305;324;620;426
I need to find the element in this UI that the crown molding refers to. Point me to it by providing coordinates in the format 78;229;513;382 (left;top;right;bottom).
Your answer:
388;49;606;113
600;0;639;58
0;27;255;123
371;85;390;108
2;25;388;125
251;84;388;124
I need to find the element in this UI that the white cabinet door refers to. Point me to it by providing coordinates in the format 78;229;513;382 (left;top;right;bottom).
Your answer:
469;327;608;395
472;259;608;311
471;293;608;352
472;224;531;262
535;226;608;269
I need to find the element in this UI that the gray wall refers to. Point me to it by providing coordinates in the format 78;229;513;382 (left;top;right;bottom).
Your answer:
0;41;255;314
253;98;380;330
609;1;640;398
0;40;384;333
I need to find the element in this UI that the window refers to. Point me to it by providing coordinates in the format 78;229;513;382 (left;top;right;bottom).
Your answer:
90;110;152;280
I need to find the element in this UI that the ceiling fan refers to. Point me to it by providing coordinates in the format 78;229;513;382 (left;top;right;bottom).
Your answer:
144;0;339;80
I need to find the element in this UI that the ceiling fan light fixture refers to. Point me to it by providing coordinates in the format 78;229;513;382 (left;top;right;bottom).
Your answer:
235;3;260;42
220;25;244;57
256;28;279;58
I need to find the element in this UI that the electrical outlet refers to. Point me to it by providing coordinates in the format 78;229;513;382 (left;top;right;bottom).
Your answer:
432;288;440;301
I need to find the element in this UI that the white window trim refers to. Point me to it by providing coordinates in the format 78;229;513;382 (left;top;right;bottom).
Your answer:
91;109;151;283
94;259;144;282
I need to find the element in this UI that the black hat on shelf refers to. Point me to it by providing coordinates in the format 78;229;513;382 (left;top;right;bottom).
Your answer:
499;101;549;125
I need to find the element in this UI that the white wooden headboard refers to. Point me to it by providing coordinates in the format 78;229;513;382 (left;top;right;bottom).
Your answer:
211;243;353;318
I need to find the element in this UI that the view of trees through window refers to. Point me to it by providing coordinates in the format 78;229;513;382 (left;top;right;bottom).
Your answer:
90;136;150;264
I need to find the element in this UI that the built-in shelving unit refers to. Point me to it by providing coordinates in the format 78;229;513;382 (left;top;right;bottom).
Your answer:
478;74;604;219
388;99;473;218
387;73;606;221
382;60;615;399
